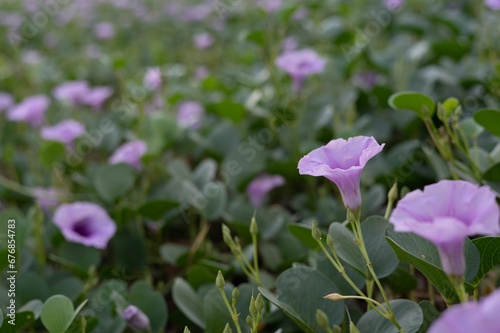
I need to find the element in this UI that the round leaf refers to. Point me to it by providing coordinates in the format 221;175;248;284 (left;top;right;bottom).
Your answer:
473;109;500;137
389;92;435;118
41;295;75;333
93;164;135;202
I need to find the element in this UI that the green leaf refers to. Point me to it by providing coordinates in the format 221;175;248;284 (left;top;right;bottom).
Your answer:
388;92;435;118
192;159;218;188
128;281;168;332
40;295;87;333
473;109;500;137
0;308;2;328
208;101;247;122
93;164;135;202
202;286;234;333
113;230;148;270
200;181;227;221
259;267;345;332
0;311;35;333
385;266;418;294
160;243;189;265
288;224;318;249
172;278;205;329
470;237;500;287
356;300;423;333
459;118;483;138
386;224;479;302
18;300;43;319
416;301;440;333
328;217;398;278
56;242;101;273
138;199;178;220
40;141;66;167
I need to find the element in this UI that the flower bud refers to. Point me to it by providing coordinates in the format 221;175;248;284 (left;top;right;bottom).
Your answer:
312;221;322;241
216;270;225;289
246;315;253;328
315;309;330;329
255;294;265;311
223;323;233;333
350;321;361;333
326;234;334;248
122;305;150;331
249;295;257;315
323;293;343;301
232;287;240;300
183;327;191;333
388;182;398;203
250;216;258;235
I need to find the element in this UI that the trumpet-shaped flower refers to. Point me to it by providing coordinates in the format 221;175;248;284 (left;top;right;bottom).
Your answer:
485;0;500;10
122;305;151;331
429;288;500;333
82;86;113;110
298;136;385;212
177;101;204;129
0;92;14;112
276;49;326;92
247;174;285;207
390;180;500;276
53;81;90;105
8;95;50;127
41;119;85;146
109;140;148;170
53;202;117;249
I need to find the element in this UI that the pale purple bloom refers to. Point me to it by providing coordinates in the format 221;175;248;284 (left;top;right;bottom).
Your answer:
298;136;385;212
195;66;209;80
258;0;283;13
276;49;326;92
143;67;162;91
182;4;212;21
0;92;14;112
293;7;308;20
41;119;85;146
82;87;113;109
32;187;59;210
53;202;117;249
177;101;205;129
485;0;500;10
390;180;500;276
193;32;214;50
282;37;299;52
429;289;500;333
8;95;50;127
22;50;42;65
53;81;90;105
94;22;115;40
109;140;148;170
122;305;150;331
385;0;405;10
246;174;285;207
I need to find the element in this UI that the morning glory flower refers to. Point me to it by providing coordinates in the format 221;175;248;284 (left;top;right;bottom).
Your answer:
429;288;500;333
143;67;162;91
32;187;59;211
193;32;214;50
385;0;405;10
82;86;114;110
246;174;285;207
53;202;117;249
485;0;500;10
109;140;148;170
0;92;14;112
7;95;50;127
276;49;326;92
177;101;205;129
298;136;385;212
258;0;283;13
41;119;85;146
53;81;90;105
122;305;151;331
94;22;115;40
390;180;500;276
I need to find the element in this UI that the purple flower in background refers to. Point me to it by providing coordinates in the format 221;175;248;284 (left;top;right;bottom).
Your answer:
182;4;212;21
193;32;214;50
41;119;85;146
293;7;309;20
8;95;50;127
276;49;326;92
385;0;405;10
0;92;14;112
144;67;162;91
298;136;385;212
258;0;283;13
429;289;500;333
390;180;500;276
82;87;113;109
53;202;117;249
177;101;204;129
122;305;151;331
353;71;379;90
94;22;115;40
32;187;59;210
485;0;500;10
282;36;299;52
109;140;148;170
53;81;90;105
195;66;209;80
22;50;42;65
246;174;285;207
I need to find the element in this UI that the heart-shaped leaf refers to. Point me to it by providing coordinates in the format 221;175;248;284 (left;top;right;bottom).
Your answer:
41;295;87;333
172;278;205;329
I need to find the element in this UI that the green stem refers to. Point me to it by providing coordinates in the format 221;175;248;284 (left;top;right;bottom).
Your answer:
0;174;36;197
251;232;262;286
218;288;243;333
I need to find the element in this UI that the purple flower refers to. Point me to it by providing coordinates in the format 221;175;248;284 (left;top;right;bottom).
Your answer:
177;101;204;129
298;136;385;212
53;81;90;105
53;202;117;249
82;87;113;110
182;4;212;21
94;22;115;40
41;119;85;146
353;71;379;90
246;174;285;207
276;49;326;92
385;0;405;10
144;67;162;91
485;0;500;10
8;95;50;127
258;0;283;13
390;180;500;276
282;37;299;52
109;140;148;170
0;92;14;112
429;289;500;333
122;305;150;331
32;187;59;210
195;66;209;80
193;32;214;50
